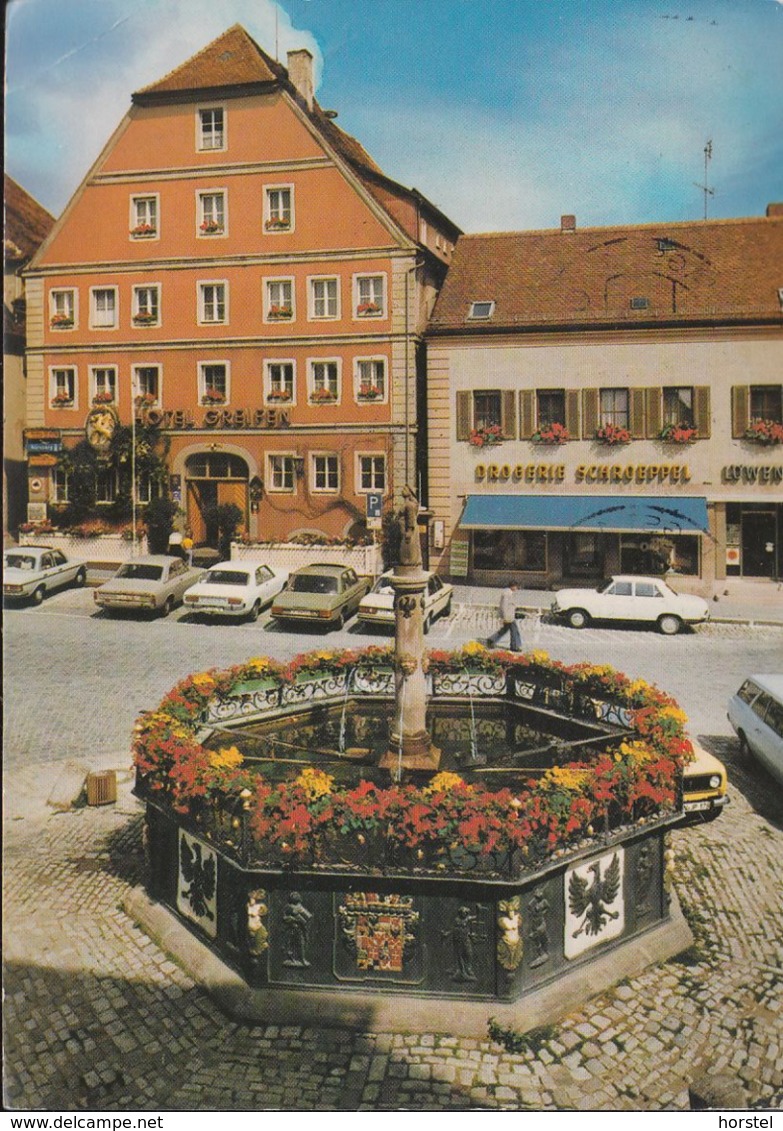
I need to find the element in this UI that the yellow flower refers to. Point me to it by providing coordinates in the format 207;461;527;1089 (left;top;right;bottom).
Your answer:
628;678;651;696
423;771;469;795
659;705;688;725
246;656;271;672
209;745;244;770
618;740;656;764
192;672;216;690
294;766;334;799
528;650;551;665
540;766;590;792
461;640;486;656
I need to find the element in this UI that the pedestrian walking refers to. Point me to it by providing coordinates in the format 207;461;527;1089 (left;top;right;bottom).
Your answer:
487;581;522;651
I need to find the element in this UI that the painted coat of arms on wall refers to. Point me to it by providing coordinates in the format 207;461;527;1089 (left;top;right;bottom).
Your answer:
177;830;217;938
564;848;624;959
338;892;419;972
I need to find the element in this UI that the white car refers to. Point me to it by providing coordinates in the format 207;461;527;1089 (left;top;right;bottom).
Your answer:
3;546;87;604
183;561;287;621
94;555;204;616
357;570;454;634
727;674;783;789
551;575;710;635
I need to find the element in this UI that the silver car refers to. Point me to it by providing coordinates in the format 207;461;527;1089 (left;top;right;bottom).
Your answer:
94;555;203;617
3;546;87;604
727;675;783;789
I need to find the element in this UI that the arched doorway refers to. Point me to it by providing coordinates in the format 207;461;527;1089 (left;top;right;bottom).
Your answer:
185;452;249;548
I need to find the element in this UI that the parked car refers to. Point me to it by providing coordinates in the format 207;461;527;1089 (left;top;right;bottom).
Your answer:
3;546;86;604
94;555;203;616
270;563;371;629
358;570;454;633
551;575;710;635
681;741;729;824
183;561;287;621
727;674;783;789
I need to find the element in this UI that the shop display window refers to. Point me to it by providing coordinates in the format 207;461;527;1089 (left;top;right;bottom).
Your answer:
473;530;546;572
619;534;699;576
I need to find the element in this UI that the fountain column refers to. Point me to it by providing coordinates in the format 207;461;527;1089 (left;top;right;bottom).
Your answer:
379;487;441;774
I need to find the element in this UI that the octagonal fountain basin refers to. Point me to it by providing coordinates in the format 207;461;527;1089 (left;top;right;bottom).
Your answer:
134;648;690;1007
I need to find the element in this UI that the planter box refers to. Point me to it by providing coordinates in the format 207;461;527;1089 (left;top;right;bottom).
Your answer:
231;541;383;578
19;531;147;567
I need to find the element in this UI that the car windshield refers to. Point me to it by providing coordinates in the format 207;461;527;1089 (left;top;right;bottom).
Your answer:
372;577;395;595
204;570;249;586
4;554;37;570
597;579;615;593
290;575;339;595
117;564;163;581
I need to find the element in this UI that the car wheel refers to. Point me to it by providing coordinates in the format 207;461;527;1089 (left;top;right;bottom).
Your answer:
423;614;432;635
32;586;46;605
161;596;175;618
657;614;682;636
567;608;589;629
248;600;261;623
74;568;86;588
444;596;453;617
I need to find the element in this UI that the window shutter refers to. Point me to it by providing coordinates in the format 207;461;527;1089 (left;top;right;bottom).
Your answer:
694;386;711;438
731;386;749;438
518;390;535;439
501;390;517;439
456;391;473;440
582;388;598;438
565;390;580;438
645;388;662;438
629;388;646;438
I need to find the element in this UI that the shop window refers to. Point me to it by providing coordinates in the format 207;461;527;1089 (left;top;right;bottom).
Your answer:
198;282;227;324
309;277;339;320
265;278;294;321
473;530;546;572
565;533;605;577
199;363;229;405
132;285;160;326
268;454;295;492
311;453;339;492
134;366;160;407
198;107;225;151
90;288;117;329
619;534;699;576
50;289;76;329
198;191;226;235
357;454;386;493
130;195;158;238
51;367;76;407
662;386;694;428
354;274;385;318
264;186;293;232
265;361;295;404
750;385;783;423
356;359;386;402
599;388;629;429
90;367;117;404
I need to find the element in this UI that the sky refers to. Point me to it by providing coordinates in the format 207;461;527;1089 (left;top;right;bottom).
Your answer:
5;0;783;233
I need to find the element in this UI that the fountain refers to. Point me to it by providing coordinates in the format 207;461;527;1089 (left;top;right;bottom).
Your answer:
130;491;692;1027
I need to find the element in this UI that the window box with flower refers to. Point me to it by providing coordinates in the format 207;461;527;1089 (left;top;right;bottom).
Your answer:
744;418;783;446
532;422;570;445
92;391;115;405
130;223;157;238
135;392;157;409
595;422;631;446
310;387;337;404
357;301;382;317
50;314;74;329
659;423;697;444
202;388;226;405
468;424;504;448
268;305;293;320
357;384;383;401
265;218;291;232
52;392;74;407
133;311;157;326
200;220;224;235
267;389;292;403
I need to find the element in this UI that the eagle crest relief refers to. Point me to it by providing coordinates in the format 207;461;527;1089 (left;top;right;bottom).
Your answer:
564;849;624;959
177;831;218;938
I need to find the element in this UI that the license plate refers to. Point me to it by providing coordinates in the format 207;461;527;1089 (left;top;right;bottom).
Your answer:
684;800;712;812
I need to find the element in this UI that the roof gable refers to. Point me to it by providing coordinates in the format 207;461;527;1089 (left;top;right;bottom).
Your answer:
134;24;284;100
4;174;55;260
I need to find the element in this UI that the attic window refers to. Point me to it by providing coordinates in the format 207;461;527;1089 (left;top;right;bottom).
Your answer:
468;301;495;320
656;238;677;253
630;297;649;310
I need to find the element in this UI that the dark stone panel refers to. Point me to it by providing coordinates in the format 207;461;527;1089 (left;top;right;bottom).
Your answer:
332;891;426;988
425;898;494;997
267;887;333;986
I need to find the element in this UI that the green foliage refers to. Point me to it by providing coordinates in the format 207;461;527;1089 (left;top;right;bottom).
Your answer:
144;497;180;554
204;501;244;558
487;1018;558;1055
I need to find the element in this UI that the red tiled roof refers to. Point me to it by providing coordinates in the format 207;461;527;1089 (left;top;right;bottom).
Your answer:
4;174;55;261
134;24;284;97
429;214;783;332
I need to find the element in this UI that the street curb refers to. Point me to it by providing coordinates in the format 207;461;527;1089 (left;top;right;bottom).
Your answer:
458;603;783;629
121;887;693;1038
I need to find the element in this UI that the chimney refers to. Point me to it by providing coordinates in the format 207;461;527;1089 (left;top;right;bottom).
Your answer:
561;215;576;233
766;203;783;218
287;49;314;112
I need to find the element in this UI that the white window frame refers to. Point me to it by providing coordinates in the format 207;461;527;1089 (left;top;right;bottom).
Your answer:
197;189;227;237
310;452;340;494
264;184;294;233
308;276;340;321
89;287;118;330
264;359;296;406
267;453;296;493
89;366;118;406
264;277;295;323
197;105;226;152
52;467;71;503
95;466;118;505
353;273;386;319
132;284;160;327
49;288;77;330
129;194;159;240
198;361;230;406
49;366;77;409
356;453;387;494
468;301;495;320
136;473;162;504
133;364;162;409
355;357;387;404
198;280;228;325
308;359;341;404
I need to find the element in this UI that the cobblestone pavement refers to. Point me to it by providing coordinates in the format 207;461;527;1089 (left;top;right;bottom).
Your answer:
3;595;783;1111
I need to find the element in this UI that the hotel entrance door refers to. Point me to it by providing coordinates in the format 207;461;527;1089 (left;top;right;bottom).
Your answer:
185;452;248;548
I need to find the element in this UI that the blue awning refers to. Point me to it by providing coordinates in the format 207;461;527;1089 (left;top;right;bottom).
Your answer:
459;495;709;534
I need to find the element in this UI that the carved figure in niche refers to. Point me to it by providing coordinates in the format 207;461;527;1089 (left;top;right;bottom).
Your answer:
568;854;621;938
398;485;422;567
247;889;269;959
635;845;654;916
282;891;313;967
527;886;551;969
441;905;482;982
179;835;216;921
497;896;523;971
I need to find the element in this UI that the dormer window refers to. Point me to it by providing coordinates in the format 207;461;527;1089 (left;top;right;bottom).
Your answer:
656;238;677;253
630;296;649;310
468;301;494;320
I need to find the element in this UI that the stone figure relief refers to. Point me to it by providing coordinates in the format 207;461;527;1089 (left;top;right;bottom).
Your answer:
527;886;551;969
281;891;313;967
496;896;523;971
398;485;422;568
634;844;655;916
441;905;483;983
247;889;269;958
